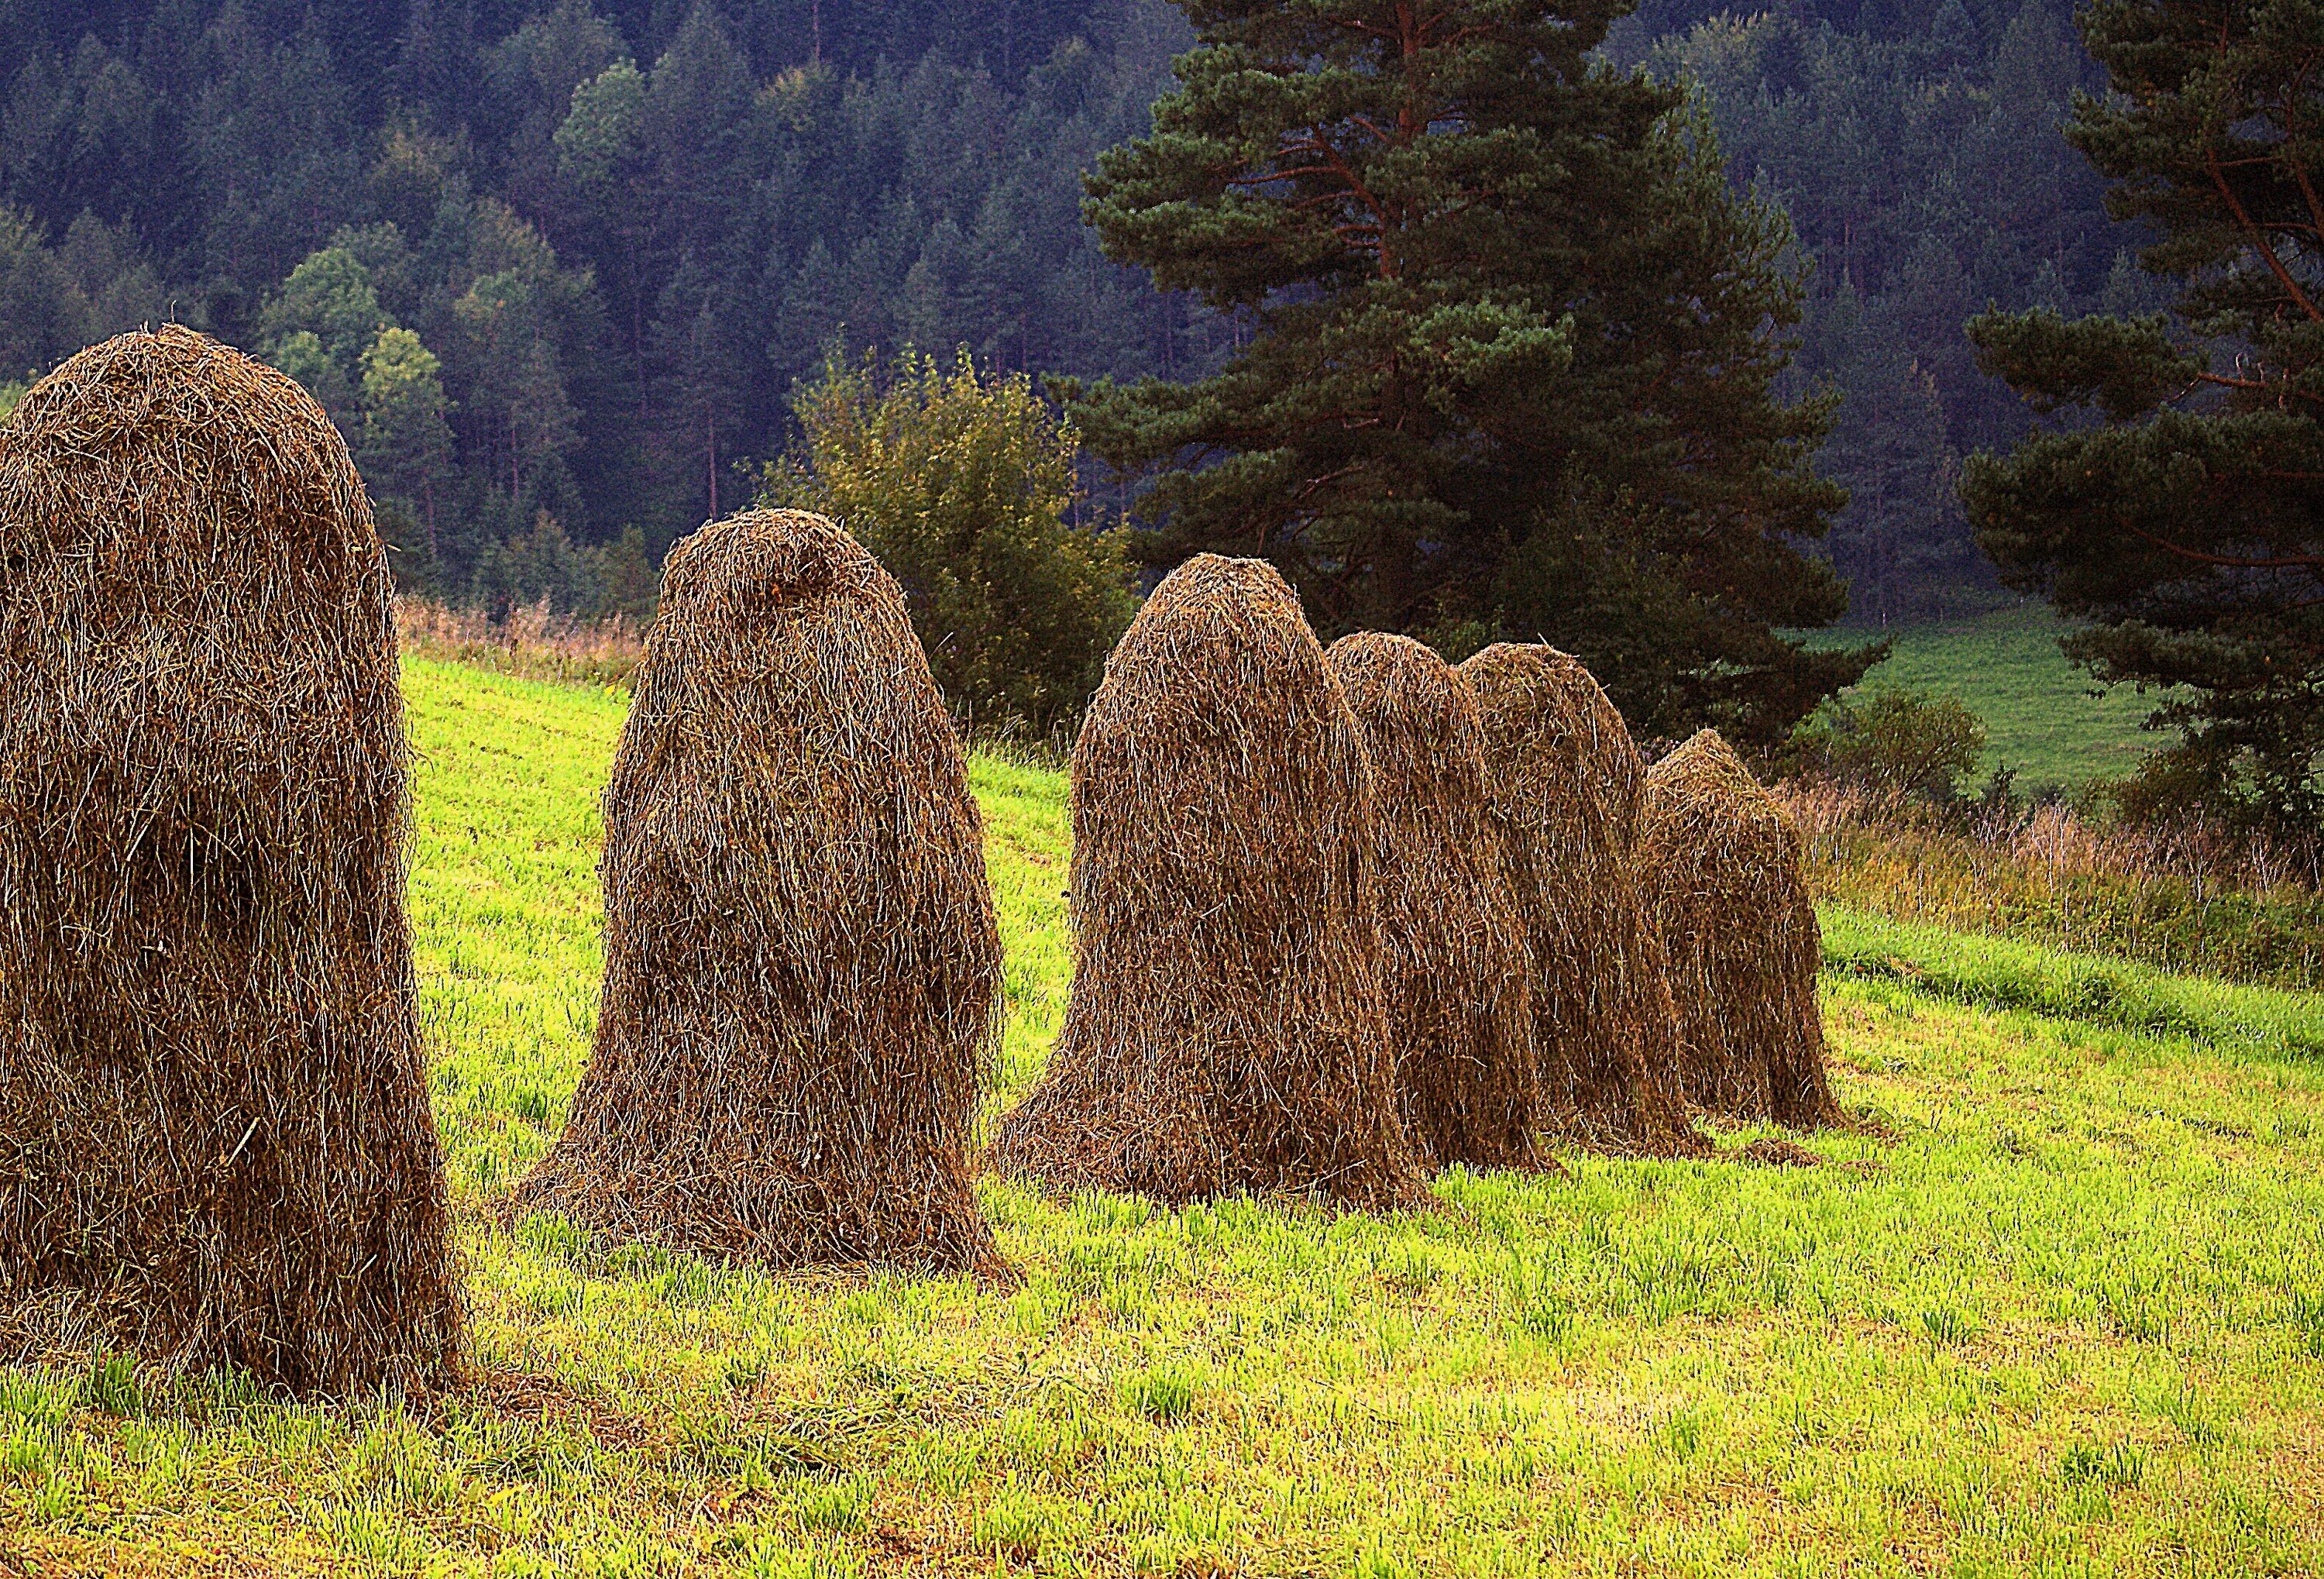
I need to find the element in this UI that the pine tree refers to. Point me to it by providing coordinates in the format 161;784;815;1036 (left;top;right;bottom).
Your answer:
1965;0;2324;834
1061;0;1874;746
648;254;753;522
0;205;86;377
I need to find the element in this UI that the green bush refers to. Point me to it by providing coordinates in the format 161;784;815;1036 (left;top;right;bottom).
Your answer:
763;347;1137;736
1793;683;1988;800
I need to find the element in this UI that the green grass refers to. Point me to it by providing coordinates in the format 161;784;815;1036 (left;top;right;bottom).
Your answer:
5;657;2323;1577
1819;604;2161;788
1823;907;2324;1062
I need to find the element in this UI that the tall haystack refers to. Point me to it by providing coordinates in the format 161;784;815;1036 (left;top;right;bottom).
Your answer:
0;325;460;1395
1323;633;1548;1174
1639;730;1841;1127
988;556;1422;1209
510;509;1008;1278
1460;645;1707;1157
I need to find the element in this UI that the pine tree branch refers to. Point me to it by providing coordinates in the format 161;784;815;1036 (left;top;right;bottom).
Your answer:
2194;370;2324;406
2119;518;2322;575
2205;141;2324;322
2279;54;2324;246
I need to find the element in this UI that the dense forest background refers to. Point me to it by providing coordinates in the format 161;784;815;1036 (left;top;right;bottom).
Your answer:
0;0;2115;624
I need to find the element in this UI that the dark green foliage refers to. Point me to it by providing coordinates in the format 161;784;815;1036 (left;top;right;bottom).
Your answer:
762;349;1136;734
1624;1;2116;617
1963;0;2324;837
0;1;1213;604
0;0;2141;639
1803;284;1977;625
1964;309;2196;421
1064;2;1875;749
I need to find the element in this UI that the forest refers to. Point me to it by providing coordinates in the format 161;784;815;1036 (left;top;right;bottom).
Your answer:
0;0;2110;621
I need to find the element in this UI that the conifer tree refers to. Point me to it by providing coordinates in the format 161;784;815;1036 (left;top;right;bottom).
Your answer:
1965;0;2324;834
1061;0;1875;745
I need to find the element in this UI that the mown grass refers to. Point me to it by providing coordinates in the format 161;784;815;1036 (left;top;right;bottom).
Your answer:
3;659;2322;1577
1823;907;2324;1064
1817;603;2160;788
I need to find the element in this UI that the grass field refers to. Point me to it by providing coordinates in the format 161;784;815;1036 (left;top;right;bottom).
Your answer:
4;659;2322;1577
1820;604;2161;789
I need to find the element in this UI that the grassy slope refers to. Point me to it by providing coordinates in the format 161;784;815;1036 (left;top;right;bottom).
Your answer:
5;659;2322;1577
1820;604;2160;788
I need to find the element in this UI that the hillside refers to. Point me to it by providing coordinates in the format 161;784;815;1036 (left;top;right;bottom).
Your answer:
2;657;2316;1575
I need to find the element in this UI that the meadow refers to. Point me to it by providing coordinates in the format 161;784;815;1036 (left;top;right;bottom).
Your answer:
1817;604;2160;789
2;658;2321;1577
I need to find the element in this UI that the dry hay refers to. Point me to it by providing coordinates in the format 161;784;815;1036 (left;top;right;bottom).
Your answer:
1738;1137;1824;1168
1460;645;1708;1157
1322;633;1549;1175
988;555;1422;1209
510;509;1008;1278
0;325;460;1396
1639;729;1841;1128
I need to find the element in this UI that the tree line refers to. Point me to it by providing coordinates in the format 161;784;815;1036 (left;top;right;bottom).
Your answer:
0;0;1220;616
0;1;2123;628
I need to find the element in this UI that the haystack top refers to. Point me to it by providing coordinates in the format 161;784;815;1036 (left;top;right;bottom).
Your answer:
1649;728;1794;831
1461;641;1645;816
1657;728;1751;782
1112;552;1310;662
1462;642;1611;721
1326;631;1482;796
658;507;880;621
1326;630;1458;701
0;323;366;558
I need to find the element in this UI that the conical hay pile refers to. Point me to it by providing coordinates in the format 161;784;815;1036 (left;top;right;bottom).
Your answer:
511;509;1008;1278
1639;730;1841;1127
0;325;460;1395
1460;644;1707;1157
1323;633;1548;1174
988;555;1422;1209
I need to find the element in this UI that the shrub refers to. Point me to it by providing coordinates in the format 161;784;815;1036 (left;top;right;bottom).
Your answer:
762;347;1136;737
1792;683;1988;800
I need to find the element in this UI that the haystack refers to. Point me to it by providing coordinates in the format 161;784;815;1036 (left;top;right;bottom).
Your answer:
987;556;1421;1209
1639;730;1841;1127
1460;645;1707;1156
510;509;1008;1277
0;325;461;1395
1323;633;1547;1174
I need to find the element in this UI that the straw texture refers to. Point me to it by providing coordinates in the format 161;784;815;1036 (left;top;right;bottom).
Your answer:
1461;644;1707;1156
0;325;462;1395
510;509;1009;1278
988;556;1422;1209
1639;729;1841;1127
1324;633;1549;1174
